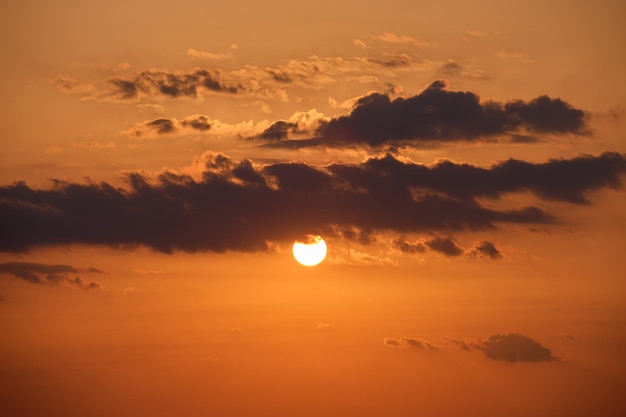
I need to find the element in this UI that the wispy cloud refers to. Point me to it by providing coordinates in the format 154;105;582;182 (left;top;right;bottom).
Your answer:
0;262;102;290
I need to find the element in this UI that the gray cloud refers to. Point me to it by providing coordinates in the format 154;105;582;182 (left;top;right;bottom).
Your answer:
0;262;102;290
383;337;439;350
265;81;588;149
0;152;623;253
473;333;556;362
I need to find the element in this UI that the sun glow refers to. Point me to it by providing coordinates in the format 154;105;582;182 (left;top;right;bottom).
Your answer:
292;235;327;266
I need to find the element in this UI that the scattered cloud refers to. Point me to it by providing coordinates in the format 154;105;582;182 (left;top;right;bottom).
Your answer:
0;262;102;290
73;141;116;150
395;237;503;260
188;48;234;60
383;337;439;350
466;240;502;260
371;32;436;48
1;151;623;253
474;333;556;362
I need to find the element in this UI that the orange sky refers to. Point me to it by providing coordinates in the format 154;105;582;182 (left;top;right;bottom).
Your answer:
1;1;625;416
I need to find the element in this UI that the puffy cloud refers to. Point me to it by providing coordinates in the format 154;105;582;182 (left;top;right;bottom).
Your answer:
446;333;556;362
466;240;502;260
383;337;439;350
310;81;588;148
0;262;102;290
0;151;623;253
474;333;556;362
425;236;464;257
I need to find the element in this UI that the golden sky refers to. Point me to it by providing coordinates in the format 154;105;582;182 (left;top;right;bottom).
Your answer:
1;1;625;416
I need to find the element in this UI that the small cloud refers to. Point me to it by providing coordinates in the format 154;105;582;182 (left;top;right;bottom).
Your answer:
393;237;427;254
372;32;435;48
317;323;336;332
471;333;556;362
73;141;116;150
188;48;234;60
425;236;464;257
465;240;502;260
443;337;472;351
117;61;131;70
383;337;439;350
0;262;102;290
229;327;245;334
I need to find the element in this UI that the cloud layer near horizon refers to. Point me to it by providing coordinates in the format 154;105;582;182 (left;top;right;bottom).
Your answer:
1;152;624;253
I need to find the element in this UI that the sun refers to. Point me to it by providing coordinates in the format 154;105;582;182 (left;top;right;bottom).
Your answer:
292;235;327;266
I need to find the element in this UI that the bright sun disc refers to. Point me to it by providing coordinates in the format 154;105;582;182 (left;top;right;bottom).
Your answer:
292;235;327;266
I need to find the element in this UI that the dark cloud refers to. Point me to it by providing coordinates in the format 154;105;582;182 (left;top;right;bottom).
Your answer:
0;262;102;290
395;237;503;260
181;115;212;131
425;236;464;256
467;240;502;259
436;61;462;77
257;121;301;141
474;333;556;362
147;119;176;134
106;68;237;100
393;238;426;254
268;81;587;148
0;152;623;253
383;337;439;350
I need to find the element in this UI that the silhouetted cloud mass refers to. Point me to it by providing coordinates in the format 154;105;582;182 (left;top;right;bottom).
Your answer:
474;333;556;362
0;262;102;290
1;152;624;253
267;81;588;148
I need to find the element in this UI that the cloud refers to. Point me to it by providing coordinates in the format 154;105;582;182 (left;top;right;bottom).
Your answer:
424;236;464;256
383;337;439;350
103;68;238;100
187;48;234;60
371;32;435;48
473;333;556;362
305;81;588;148
0;151;623;253
317;323;336;331
0;262;102;290
395;236;503;260
466;240;502;260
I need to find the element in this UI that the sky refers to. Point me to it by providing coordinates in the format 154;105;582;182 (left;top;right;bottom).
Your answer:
1;0;625;416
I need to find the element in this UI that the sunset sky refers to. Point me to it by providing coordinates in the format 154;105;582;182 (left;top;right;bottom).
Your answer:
1;1;625;416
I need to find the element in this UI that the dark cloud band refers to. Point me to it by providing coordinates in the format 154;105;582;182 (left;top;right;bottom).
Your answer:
0;152;623;253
